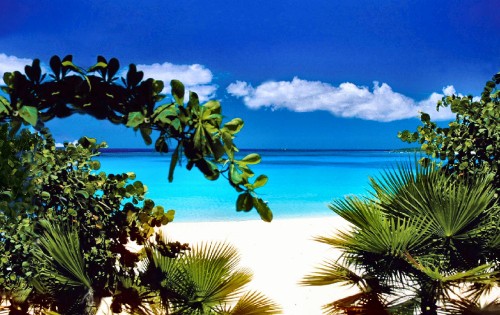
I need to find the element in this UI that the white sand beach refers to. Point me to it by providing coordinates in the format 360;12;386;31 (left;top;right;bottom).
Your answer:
164;216;356;315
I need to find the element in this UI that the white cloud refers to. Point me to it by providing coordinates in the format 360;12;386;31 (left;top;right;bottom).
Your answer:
136;62;217;102
0;53;33;85
227;77;456;122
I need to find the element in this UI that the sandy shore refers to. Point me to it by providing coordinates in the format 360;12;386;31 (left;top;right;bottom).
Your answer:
164;216;356;315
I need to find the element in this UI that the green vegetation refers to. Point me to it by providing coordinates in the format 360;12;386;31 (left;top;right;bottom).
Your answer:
302;164;500;314
0;56;279;314
1;55;498;315
139;239;281;314
399;72;500;193
0;55;272;221
304;73;500;314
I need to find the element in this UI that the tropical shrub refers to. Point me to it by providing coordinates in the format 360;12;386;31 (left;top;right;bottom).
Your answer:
0;125;181;313
0;56;277;314
133;239;282;314
398;72;500;194
302;164;500;315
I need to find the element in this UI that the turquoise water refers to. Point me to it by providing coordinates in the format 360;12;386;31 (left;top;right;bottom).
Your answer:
97;150;414;222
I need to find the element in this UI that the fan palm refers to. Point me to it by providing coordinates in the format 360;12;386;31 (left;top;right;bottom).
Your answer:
141;240;282;314
303;163;500;315
31;220;97;315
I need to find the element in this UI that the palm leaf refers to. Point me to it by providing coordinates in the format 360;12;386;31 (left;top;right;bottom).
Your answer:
300;259;363;287
180;242;252;307
32;220;96;314
322;291;390;315
219;291;282;315
33;220;92;289
445;297;500;315
325;201;431;262
147;240;255;314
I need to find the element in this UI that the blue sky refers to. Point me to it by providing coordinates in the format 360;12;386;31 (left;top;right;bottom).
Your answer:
1;0;499;149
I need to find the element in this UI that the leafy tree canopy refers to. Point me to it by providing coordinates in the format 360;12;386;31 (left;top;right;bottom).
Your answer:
0;55;272;221
398;72;500;193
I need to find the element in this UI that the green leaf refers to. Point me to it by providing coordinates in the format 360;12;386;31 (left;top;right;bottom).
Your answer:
155;136;169;153
236;192;253;212
230;164;243;185
166;209;175;221
61;60;85;75
221;130;235;159
171;80;185;105
49;55;62;78
41;191;51;199
187;91;200;112
202;100;221;116
76;190;89;198
240;153;261;165
0;96;10;114
223;118;244;134
252;175;268;189
140;126;152;145
126;112;144;128
87;61;107;73
197;158;220;180
18;106;38;126
0;190;13;198
153;103;177;124
253;197;273;222
91;160;101;170
168;144;180;182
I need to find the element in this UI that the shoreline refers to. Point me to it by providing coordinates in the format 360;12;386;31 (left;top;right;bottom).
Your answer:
163;216;354;315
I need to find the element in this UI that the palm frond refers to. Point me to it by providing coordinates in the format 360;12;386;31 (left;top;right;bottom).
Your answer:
328;196;381;229
31;220;97;315
112;277;158;315
444;297;500;315
385;294;421;315
180;242;252;306
321;291;390;315
218;291;282;315
300;259;363;287
33;220;92;290
146;240;256;314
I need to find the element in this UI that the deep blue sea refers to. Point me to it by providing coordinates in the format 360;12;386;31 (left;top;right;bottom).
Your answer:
97;150;415;222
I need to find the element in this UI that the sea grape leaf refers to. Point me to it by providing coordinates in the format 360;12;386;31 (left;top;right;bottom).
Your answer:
0;96;10;114
153;104;177;124
168;144;180;183
187;91;199;112
18;106;38;126
140;126;152;145
253;197;273;222
230;164;243;185
236;192;253;212
223;118;244;134
252;175;268;189
126;112;144;128
155;136;169;153
240;153;261;165
171;80;185;106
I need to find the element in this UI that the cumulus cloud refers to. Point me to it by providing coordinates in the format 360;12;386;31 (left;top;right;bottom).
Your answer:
136;62;217;102
227;77;457;122
0;53;33;85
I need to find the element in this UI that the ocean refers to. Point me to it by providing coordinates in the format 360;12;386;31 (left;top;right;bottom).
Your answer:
97;149;415;222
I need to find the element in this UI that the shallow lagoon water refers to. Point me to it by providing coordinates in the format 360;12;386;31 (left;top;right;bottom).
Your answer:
97;150;414;222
